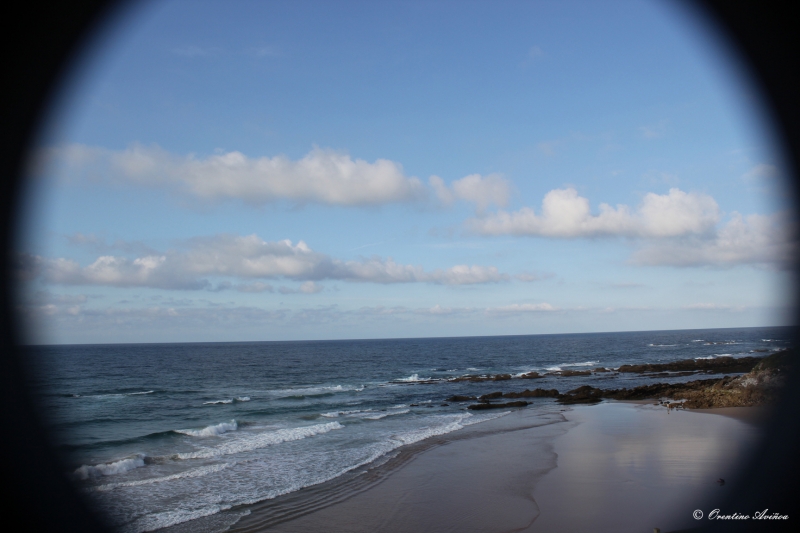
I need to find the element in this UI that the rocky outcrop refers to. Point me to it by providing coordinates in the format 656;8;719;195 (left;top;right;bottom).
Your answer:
617;356;762;374
445;395;477;402
460;350;794;409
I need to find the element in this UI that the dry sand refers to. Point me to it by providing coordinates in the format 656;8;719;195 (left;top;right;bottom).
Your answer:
227;402;762;533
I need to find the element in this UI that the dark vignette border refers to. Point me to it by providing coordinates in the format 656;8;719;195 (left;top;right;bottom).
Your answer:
0;1;796;531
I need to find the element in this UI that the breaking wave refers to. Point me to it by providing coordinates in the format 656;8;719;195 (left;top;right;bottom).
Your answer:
175;420;238;437
395;374;431;382
73;454;146;480
174;422;344;460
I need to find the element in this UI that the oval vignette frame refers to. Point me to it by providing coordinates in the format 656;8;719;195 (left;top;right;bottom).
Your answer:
0;1;797;531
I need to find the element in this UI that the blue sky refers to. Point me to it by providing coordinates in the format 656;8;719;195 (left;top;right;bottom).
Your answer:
18;0;794;344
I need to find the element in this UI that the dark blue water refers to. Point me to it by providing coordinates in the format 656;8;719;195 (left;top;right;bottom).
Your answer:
26;327;789;532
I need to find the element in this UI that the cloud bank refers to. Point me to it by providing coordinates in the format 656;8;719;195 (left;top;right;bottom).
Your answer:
467;187;720;238
23;234;511;290
467;187;794;268
43;144;505;210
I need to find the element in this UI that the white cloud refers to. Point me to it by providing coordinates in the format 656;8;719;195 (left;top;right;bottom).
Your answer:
631;212;794;268
430;173;511;212
50;144;426;207
28;234;510;289
45;144;516;210
468;187;720;238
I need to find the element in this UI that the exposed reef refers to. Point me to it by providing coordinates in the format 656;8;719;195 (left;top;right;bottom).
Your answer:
398;355;774;386
452;350;793;410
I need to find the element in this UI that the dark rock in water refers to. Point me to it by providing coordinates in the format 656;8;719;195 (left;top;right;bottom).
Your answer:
504;388;560;398
410;404;419;407
445;395;477;402
520;372;541;379
493;373;512;381
561;370;591;377
617;356;762;374
593;367;610;373
558;385;604;404
467;401;529;410
440;403;449;407
479;391;504;400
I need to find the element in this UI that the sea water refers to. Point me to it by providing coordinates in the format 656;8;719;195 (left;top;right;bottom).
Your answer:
25;327;790;532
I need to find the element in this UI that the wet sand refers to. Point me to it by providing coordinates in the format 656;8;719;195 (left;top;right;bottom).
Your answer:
227;402;762;533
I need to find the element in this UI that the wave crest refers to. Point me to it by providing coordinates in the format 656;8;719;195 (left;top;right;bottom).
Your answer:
175;421;343;460
176;420;238;437
73;454;146;480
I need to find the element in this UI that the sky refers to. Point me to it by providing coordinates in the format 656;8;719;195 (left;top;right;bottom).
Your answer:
16;0;795;344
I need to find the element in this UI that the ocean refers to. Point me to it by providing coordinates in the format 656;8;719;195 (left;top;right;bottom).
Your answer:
25;326;790;532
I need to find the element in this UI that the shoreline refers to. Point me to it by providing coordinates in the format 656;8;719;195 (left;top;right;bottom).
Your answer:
214;401;762;533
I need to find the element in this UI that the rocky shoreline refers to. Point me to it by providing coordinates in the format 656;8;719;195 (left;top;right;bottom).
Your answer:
446;350;793;410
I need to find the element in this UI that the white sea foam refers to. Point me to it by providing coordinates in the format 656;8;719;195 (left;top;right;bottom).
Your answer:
560;360;599;367
236;396;251;402
92;463;232;492
396;373;431;382
390;411;509;446
176;420;238;437
175;422;344;460
74;454;146;480
363;409;409;420
466;367;479;371
203;399;233;405
695;353;733;360
268;385;361;398
77;391;155;400
320;409;370;418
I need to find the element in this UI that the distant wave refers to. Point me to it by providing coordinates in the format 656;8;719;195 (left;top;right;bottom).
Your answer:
363;409;409;420
695;353;747;360
175;420;238;438
175;422;344;460
648;344;678;347
71;390;155;399
545;360;600;371
320;409;371;418
73;454;146;480
268;385;363;399
560;360;599;367
203;396;252;405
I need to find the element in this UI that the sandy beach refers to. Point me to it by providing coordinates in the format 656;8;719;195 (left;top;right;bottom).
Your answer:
225;401;762;533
